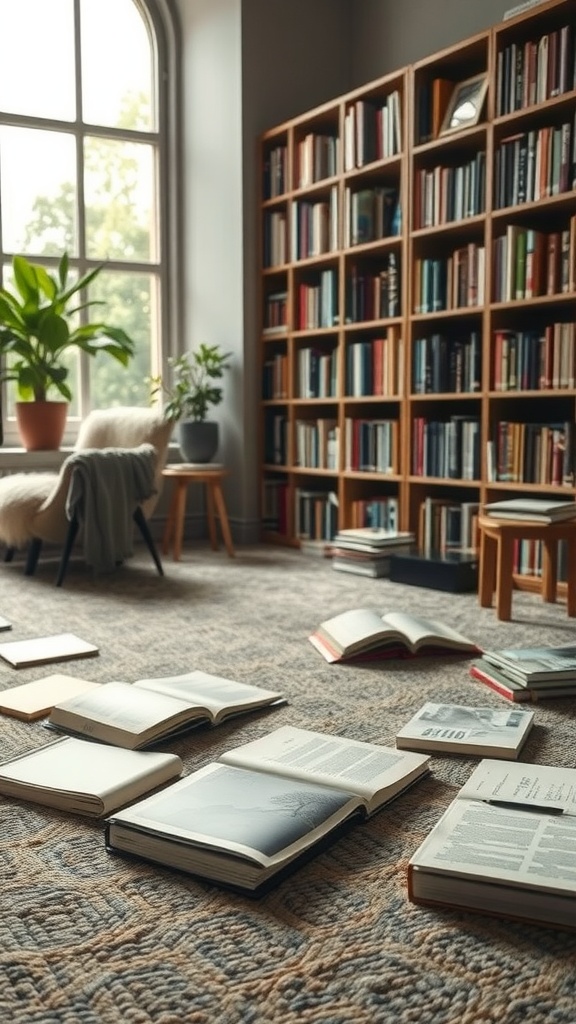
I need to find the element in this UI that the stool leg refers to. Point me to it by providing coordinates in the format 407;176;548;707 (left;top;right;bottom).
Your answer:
212;482;235;557
566;539;576;617
541;538;557;604
172;480;188;562
205;483;219;551
495;534;514;621
479;530;496;608
162;486;178;556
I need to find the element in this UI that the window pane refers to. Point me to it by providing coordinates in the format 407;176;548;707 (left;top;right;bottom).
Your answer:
89;270;158;408
81;0;155;130
0;127;78;256
0;0;75;120
84;137;157;262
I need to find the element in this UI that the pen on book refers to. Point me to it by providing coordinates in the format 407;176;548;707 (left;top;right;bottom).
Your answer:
484;799;564;815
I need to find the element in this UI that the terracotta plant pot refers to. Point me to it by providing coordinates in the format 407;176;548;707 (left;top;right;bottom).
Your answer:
15;401;69;451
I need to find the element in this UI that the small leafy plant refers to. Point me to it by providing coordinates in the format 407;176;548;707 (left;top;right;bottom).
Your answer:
150;344;232;422
0;252;135;401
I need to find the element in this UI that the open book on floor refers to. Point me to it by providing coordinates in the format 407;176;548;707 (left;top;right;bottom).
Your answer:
105;725;431;895
46;670;285;749
309;609;479;663
396;702;534;758
408;758;576;930
0;737;183;817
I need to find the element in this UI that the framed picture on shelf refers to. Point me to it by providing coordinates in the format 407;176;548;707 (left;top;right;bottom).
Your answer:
440;73;488;135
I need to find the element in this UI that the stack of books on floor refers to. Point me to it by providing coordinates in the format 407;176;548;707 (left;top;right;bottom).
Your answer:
331;527;415;578
482;498;576;523
470;644;576;701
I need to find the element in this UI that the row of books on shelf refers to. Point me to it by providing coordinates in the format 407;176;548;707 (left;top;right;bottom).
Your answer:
290;189;339;261
345;329;402;397
295;487;338;542
413;151;486;229
414;244;485;314
296;131;339;188
343;91;402;169
493;220;576;302
263;144;287;200
490;419;576;486
412;331;481;394
496;23;576;116
493;322;576;391
412;415;480;481
495;116;576;208
297;270;338;330
347;255;401;321
343;186;401;247
295;419;339;470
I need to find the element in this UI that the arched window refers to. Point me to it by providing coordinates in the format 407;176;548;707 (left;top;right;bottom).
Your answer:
0;0;180;444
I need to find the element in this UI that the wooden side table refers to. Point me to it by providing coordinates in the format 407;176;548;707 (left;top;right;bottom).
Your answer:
162;464;235;561
478;514;576;621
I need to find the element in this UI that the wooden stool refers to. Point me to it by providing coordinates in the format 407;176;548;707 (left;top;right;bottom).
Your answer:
478;514;576;621
162;465;235;561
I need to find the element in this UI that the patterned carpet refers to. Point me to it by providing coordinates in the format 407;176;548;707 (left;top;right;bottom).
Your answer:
1;542;576;1024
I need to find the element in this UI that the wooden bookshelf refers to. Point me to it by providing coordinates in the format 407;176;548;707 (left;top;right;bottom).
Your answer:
258;0;576;590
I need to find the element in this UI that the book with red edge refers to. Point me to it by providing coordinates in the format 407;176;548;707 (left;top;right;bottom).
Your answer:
309;608;479;664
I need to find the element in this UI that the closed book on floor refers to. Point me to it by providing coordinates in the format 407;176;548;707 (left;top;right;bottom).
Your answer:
0;674;101;721
408;758;576;930
482;645;576;685
396;701;534;758
0;737;183;817
0;633;98;668
46;671;285;749
106;725;431;895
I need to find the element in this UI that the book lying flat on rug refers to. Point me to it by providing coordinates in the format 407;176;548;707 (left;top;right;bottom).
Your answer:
47;671;285;749
309;609;479;663
469;658;576;702
482;498;576;522
0;633;99;669
0;674;101;721
0;737;183;817
482;645;576;687
396;702;534;758
105;725;431;895
332;528;415;549
408;758;576;930
0;616;12;632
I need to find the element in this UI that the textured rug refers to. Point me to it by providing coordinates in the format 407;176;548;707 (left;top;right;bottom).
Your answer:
1;543;576;1024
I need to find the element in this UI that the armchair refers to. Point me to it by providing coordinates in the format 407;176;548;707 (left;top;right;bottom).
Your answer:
0;407;173;585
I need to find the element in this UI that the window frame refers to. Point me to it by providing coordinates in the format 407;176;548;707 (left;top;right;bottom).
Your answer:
0;0;182;450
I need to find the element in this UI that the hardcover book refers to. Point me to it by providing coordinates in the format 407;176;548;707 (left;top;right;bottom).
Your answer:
396;701;534;758
408;758;576;930
482;645;576;686
105;726;431;895
46;670;285;749
0;737;183;817
309;609;479;664
482;498;576;522
0;674;101;721
469;658;576;702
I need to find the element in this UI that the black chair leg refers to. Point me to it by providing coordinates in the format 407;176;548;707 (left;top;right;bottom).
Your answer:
56;516;80;587
25;538;43;575
4;546;15;563
134;506;164;576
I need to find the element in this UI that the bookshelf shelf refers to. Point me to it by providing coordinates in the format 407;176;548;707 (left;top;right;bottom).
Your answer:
258;0;576;586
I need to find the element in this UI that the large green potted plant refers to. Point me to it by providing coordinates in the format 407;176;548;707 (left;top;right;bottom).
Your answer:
150;344;232;463
0;252;135;450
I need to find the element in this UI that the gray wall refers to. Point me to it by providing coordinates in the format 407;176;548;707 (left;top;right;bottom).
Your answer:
175;0;514;543
350;0;513;82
